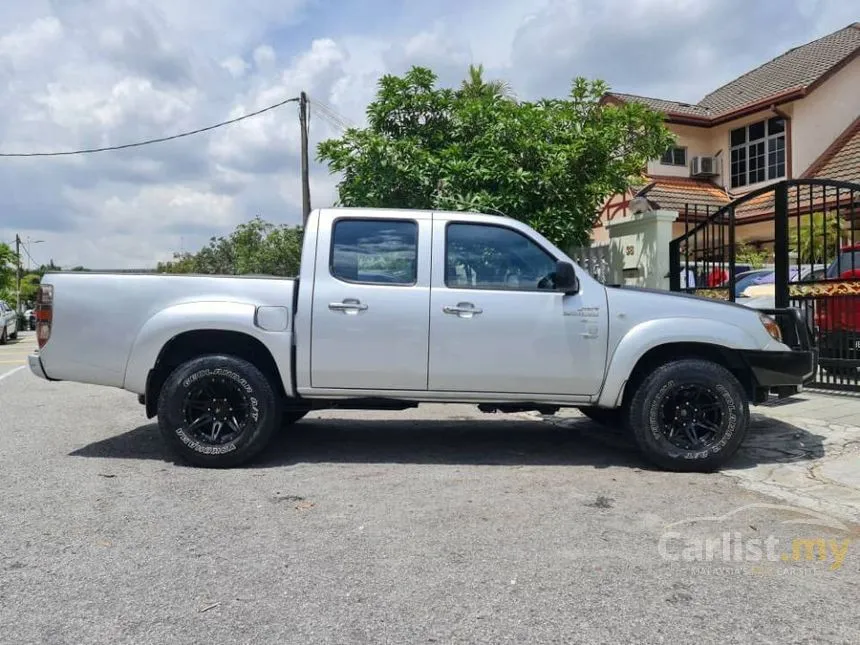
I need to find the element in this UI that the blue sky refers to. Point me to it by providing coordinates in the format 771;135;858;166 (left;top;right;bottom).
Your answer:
0;0;856;268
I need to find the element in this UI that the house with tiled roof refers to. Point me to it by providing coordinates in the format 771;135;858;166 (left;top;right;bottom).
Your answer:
593;22;860;247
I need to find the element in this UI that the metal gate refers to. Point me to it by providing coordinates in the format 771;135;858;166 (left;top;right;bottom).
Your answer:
669;178;860;391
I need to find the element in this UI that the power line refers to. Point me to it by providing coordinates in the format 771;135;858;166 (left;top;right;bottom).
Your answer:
0;96;300;158
309;98;355;131
20;242;38;268
313;108;348;132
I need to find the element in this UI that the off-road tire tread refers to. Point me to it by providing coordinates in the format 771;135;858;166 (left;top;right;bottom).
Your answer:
626;358;749;472
156;354;282;468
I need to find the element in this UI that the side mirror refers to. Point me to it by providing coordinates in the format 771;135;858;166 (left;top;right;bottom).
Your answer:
554;261;580;295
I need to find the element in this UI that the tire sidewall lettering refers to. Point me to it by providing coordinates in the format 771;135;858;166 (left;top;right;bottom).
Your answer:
646;375;741;460
174;366;261;455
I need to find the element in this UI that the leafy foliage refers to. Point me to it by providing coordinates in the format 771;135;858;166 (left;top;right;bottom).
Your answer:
735;243;770;269
0;243;14;297
318;66;674;248
157;217;304;277
789;212;847;264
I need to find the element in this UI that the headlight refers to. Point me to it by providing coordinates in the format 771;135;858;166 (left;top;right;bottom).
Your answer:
759;313;782;342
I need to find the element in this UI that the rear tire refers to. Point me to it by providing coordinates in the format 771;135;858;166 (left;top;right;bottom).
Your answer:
157;354;282;468
9;330;17;340
626;358;749;472
0;327;6;345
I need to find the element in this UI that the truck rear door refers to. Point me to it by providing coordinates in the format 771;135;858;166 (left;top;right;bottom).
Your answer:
309;210;431;390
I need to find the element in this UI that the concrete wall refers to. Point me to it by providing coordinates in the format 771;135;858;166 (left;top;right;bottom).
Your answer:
792;55;860;175
604;210;679;290
646;124;714;178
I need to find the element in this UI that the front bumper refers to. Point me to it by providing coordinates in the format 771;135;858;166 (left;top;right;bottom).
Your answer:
738;349;816;387
743;306;818;393
28;353;49;380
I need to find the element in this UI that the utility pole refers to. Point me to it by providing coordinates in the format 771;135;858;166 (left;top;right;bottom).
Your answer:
14;234;21;314
299;91;311;226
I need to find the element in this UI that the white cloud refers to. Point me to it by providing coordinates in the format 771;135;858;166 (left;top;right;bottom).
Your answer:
221;56;250;78
253;45;277;68
0;0;855;269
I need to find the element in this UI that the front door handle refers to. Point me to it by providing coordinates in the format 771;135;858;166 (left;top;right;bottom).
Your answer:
443;302;483;318
329;298;368;314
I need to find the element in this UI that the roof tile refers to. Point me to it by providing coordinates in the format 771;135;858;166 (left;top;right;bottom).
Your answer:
812;119;860;183
607;23;860;120
635;175;731;211
699;24;860;115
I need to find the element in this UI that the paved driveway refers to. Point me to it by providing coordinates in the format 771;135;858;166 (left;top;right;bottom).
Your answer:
0;330;34;379
1;363;858;644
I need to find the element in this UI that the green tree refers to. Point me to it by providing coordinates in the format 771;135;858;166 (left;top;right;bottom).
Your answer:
157;217;304;277
789;212;847;264
0;243;14;295
735;243;770;269
19;273;41;304
459;64;516;101
317;66;674;248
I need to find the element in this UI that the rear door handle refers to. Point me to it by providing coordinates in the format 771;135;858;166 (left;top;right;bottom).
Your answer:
329;299;368;314
443;302;483;317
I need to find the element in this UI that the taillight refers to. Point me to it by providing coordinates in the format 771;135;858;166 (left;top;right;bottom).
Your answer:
35;284;53;349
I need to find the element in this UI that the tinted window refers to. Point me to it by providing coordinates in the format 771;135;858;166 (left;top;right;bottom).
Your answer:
748;121;765;141
331;219;418;285
768;117;785;135
660;146;686;166
445;223;557;291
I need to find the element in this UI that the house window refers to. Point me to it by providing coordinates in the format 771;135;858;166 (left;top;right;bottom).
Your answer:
730;117;786;188
660;146;687;166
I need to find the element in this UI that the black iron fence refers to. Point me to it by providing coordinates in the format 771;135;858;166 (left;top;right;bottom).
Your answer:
670;178;860;391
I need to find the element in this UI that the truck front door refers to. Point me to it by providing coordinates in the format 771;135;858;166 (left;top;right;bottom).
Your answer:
310;212;431;390
427;217;608;397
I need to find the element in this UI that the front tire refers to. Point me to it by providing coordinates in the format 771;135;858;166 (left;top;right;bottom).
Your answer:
157;354;282;468
626;359;749;472
0;327;6;345
9;329;17;340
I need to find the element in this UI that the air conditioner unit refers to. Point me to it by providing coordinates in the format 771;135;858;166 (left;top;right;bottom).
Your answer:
690;156;718;177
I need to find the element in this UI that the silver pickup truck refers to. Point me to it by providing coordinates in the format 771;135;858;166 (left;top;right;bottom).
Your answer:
29;207;815;471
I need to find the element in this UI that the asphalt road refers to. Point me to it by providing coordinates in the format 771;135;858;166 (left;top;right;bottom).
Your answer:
0;329;34;379
1;336;858;644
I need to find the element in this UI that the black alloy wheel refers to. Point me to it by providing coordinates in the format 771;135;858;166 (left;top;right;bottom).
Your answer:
157;354;281;467
626;358;749;472
656;383;727;451
181;374;252;447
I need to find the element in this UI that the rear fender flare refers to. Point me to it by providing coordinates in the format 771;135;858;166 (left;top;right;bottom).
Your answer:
122;301;293;395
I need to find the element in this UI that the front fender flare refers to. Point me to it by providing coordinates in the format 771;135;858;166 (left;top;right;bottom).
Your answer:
122;301;293;395
596;317;760;407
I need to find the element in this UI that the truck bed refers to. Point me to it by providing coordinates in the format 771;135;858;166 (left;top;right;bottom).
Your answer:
37;272;296;389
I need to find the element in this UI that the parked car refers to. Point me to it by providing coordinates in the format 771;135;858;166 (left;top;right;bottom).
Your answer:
0;300;18;344
29;207;815;472
736;265;824;309
732;269;774;298
810;245;860;374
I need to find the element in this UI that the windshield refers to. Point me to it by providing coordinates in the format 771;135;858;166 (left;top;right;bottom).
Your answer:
734;270;773;296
